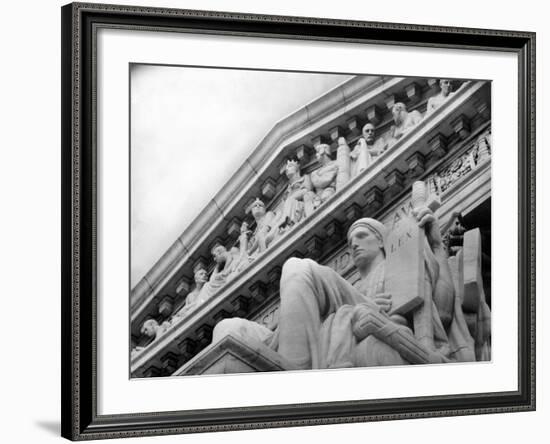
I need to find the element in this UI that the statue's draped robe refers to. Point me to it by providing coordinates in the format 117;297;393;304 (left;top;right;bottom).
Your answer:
248;211;278;256
310;162;338;203
350;141;372;178
195;262;235;306
280;176;309;225
272;257;404;369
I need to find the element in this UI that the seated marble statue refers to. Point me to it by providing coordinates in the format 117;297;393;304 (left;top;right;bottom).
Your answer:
203;244;238;294
172;267;208;320
387;102;423;146
245;198;279;256
278;159;313;227
304;144;339;213
426;79;454;115
172;242;252;322
131;318;171;357
350;123;388;177
179;245;239;309
213;208;476;369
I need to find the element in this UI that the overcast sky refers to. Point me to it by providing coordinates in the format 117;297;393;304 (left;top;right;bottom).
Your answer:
130;64;352;287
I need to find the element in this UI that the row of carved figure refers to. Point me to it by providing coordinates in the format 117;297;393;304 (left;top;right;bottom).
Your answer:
131;80;457;357
269;79;457;229
242;82;457;253
135;180;491;369
132;244;246;358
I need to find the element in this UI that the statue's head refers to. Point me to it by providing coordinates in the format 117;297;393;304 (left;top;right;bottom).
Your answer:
250;198;266;219
391;102;408;124
347;218;387;270
314;143;331;163
362;123;376;144
193;267;208;285
140;319;159;338
439;79;452;96
211;244;229;265
284;159;300;178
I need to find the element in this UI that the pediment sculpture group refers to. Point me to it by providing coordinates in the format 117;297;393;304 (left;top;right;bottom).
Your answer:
132;80;482;369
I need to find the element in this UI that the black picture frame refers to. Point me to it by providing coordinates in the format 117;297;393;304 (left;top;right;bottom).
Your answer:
61;2;536;440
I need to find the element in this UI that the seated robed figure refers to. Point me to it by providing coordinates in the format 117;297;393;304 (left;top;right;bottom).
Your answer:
213;203;477;369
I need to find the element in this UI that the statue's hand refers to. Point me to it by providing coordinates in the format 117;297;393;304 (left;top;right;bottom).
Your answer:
413;206;443;251
351;304;374;340
373;292;392;313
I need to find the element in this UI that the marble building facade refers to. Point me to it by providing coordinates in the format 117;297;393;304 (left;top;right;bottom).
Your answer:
130;75;492;378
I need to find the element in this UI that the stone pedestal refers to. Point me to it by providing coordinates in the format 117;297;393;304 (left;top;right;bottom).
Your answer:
174;334;297;375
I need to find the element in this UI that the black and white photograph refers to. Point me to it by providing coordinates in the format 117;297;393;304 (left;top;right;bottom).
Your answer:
129;66;492;378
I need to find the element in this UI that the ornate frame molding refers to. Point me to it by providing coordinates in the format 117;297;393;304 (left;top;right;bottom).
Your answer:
61;2;535;440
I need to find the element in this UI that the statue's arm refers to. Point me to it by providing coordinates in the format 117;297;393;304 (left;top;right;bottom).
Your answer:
247;236;258;254
426;97;436;115
264;212;278;243
302;174;313;194
411;110;423;125
181;291;197;311
350;139;362;159
431;244;455;328
371;138;387;156
293;175;314;202
415;207;454;328
288;176;311;200
273;209;287;229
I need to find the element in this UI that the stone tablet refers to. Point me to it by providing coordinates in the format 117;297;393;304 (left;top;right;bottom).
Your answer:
384;182;426;316
462;228;483;312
